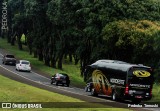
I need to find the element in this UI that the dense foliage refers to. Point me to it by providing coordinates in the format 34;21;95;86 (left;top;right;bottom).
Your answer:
1;0;160;81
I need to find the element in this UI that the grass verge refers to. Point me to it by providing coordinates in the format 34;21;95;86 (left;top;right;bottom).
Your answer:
0;74;130;111
150;83;160;102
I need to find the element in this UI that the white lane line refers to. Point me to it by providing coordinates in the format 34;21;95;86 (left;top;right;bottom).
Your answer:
143;108;160;111
0;64;114;103
0;53;3;56
31;71;50;80
71;86;85;90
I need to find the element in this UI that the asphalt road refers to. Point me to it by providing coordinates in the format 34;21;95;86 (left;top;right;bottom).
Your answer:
0;48;159;110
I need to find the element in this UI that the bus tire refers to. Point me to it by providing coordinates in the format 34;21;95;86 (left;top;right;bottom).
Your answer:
91;88;98;96
112;90;117;101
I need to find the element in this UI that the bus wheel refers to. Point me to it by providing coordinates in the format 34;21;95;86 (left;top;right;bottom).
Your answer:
112;91;117;101
91;88;98;96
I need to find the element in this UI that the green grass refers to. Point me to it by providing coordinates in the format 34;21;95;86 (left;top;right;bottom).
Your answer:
0;38;85;87
0;75;81;102
21;34;26;43
0;75;131;111
150;83;160;102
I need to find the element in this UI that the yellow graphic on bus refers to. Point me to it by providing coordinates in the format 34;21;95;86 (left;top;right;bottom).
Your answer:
133;70;150;77
92;70;112;96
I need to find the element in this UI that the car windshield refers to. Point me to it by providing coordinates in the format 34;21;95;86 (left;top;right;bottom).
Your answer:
21;61;29;65
6;55;14;58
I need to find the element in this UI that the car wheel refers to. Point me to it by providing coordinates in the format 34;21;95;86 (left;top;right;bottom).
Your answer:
85;87;88;92
51;81;53;84
55;81;59;86
112;90;117;101
91;88;98;96
66;83;69;87
17;68;20;72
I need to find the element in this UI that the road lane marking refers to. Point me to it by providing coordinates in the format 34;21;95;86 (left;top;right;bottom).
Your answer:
0;53;3;56
31;71;50;80
0;64;114;103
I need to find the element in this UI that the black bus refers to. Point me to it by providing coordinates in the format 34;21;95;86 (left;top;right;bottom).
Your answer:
84;60;154;103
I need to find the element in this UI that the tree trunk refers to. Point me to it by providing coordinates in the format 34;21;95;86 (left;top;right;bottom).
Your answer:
44;55;50;66
69;53;72;62
51;56;56;68
64;54;67;59
57;52;64;69
44;48;50;66
17;35;23;50
7;30;11;43
80;39;91;78
34;49;37;58
74;55;79;65
49;36;56;68
11;36;15;46
33;48;38;58
18;40;23;50
80;59;84;77
38;48;43;61
58;59;62;69
1;31;5;38
75;59;79;65
29;46;32;55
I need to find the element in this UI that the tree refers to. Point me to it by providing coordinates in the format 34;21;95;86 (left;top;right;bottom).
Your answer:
8;0;27;50
102;20;160;65
47;0;83;69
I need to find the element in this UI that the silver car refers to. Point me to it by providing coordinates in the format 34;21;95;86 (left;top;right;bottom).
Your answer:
2;54;16;65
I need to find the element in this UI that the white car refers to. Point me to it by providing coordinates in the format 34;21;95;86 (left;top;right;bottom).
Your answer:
16;60;31;72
